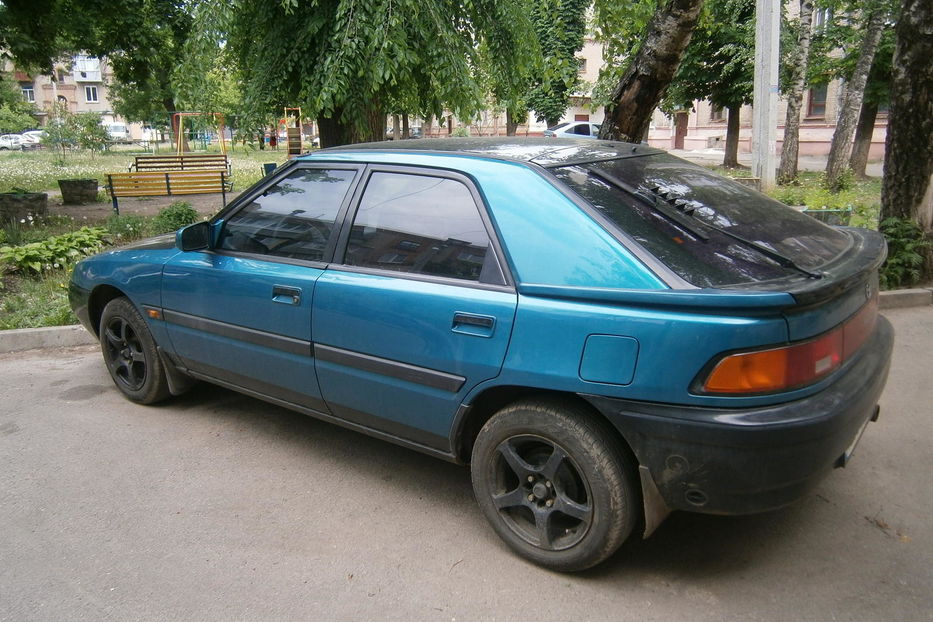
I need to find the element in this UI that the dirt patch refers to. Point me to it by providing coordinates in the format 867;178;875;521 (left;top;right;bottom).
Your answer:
48;190;243;224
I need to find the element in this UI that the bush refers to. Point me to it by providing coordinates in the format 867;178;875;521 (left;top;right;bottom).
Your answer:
879;217;932;290
0;226;107;275
105;214;150;242
151;201;199;234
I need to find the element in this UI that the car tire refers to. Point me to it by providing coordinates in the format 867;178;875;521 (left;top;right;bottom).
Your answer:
99;297;171;404
471;398;638;571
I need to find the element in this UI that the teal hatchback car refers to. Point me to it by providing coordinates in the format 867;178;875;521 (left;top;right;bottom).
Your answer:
71;138;893;571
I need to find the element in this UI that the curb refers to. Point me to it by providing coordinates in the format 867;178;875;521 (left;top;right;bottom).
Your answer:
0;325;97;354
1;288;930;355
878;287;933;310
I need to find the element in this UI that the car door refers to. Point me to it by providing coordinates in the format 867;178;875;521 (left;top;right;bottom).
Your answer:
312;166;517;451
160;164;362;413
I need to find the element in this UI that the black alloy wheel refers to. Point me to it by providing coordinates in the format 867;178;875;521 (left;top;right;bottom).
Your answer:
100;297;170;404
471;399;638;571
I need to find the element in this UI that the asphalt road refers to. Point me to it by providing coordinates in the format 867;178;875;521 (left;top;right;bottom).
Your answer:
2;307;931;621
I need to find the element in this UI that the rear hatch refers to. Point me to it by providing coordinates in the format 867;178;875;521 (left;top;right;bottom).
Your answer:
547;153;885;340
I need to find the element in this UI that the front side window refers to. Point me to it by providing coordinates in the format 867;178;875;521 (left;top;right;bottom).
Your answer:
219;168;357;261
571;123;592;136
343;172;493;282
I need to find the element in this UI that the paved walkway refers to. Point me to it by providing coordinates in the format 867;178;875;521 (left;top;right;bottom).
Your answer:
668;147;884;178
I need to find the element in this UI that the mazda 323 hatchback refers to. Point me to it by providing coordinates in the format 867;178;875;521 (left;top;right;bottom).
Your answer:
71;138;893;571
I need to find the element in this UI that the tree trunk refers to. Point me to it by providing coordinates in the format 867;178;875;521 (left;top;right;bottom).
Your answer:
424;115;433;138
598;0;705;143
318;105;385;148
880;0;933;228
849;101;878;179
506;109;520;136
402;113;410;139
723;104;742;168
825;3;887;191
392;114;401;141
778;0;814;184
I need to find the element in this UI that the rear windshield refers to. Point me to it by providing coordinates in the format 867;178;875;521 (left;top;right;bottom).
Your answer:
551;154;850;287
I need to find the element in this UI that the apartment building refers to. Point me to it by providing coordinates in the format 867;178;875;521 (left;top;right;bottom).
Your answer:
7;55;142;139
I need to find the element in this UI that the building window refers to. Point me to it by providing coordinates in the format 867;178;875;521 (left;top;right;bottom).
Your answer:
710;104;725;122
576;57;587;74
814;8;833;31
73;55;102;82
85;86;99;103
21;85;35;103
807;85;827;118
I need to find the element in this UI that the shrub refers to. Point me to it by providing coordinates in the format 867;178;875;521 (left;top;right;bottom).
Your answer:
151;201;199;234
105;214;150;242
0;226;107;275
879;217;932;290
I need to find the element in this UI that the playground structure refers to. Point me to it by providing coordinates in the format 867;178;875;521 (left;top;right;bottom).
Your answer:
172;112;228;155
282;107;303;156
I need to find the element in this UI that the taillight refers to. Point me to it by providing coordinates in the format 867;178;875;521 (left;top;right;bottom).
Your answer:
700;298;878;395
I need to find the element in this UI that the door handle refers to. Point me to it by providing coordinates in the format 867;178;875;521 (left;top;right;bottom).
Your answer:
452;312;496;337
272;285;302;305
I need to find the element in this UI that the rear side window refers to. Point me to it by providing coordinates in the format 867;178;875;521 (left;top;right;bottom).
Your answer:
552;155;851;287
343;172;494;282
219;168;356;261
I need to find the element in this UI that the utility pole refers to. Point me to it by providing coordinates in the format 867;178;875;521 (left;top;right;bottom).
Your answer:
752;0;780;190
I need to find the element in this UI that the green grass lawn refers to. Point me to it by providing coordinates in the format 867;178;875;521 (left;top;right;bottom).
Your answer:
0;144;290;194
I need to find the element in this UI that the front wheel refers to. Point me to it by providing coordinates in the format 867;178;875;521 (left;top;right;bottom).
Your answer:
99;297;170;404
471;399;638;571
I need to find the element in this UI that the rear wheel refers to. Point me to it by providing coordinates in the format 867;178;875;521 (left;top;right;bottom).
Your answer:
99;297;170;404
471;398;638;571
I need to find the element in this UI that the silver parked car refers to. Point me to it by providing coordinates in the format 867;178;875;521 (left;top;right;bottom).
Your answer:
542;121;600;139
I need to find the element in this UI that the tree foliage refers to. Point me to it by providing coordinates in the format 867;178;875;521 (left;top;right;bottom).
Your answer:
526;0;589;127
0;0;194;131
185;0;538;146
0;74;37;133
664;0;754;113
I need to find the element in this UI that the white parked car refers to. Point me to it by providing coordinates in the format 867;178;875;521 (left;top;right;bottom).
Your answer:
18;130;44;149
106;123;130;142
0;134;24;150
542;121;601;139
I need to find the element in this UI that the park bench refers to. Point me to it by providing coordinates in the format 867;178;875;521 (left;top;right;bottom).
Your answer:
129;153;231;175
106;170;231;214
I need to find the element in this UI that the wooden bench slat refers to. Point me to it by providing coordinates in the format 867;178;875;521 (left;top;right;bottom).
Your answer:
131;154;231;174
107;169;230;214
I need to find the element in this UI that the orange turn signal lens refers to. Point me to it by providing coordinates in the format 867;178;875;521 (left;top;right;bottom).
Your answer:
702;299;877;395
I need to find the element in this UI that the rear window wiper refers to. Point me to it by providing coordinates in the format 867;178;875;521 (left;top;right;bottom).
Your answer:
647;186;823;279
586;167;710;242
584;166;822;279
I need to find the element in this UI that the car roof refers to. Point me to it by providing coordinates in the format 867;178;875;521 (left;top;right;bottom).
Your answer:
314;137;662;168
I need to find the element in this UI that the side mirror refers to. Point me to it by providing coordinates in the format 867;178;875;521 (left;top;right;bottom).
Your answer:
176;221;211;251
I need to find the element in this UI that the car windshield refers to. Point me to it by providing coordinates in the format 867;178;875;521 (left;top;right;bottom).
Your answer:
551;154;851;288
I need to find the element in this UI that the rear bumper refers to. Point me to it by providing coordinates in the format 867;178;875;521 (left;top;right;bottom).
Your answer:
584;315;894;515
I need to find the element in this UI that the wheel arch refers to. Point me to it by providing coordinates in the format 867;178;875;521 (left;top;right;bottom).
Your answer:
87;284;129;336
452;386;640;469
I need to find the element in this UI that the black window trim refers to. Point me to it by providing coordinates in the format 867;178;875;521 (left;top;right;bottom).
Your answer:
328;163;515;291
209;161;366;266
